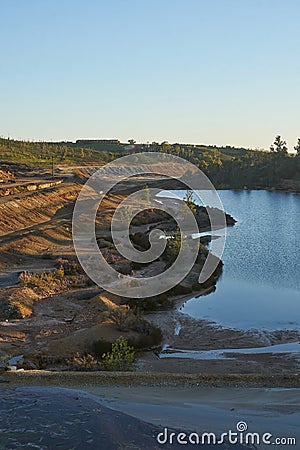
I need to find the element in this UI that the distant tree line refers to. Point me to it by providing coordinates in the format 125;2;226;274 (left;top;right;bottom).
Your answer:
138;136;299;189
0;135;299;190
0;137;117;165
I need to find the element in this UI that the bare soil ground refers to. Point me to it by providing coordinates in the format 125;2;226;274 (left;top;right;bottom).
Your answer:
0;176;132;366
0;167;299;378
140;296;300;375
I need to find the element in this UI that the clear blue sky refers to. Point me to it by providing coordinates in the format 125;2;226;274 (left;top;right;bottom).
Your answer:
1;0;300;150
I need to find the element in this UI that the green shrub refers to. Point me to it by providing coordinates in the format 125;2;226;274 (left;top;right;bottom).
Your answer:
183;190;197;215
163;227;190;266
102;336;135;371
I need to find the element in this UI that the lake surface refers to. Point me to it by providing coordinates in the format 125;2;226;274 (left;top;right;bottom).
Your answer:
181;190;300;331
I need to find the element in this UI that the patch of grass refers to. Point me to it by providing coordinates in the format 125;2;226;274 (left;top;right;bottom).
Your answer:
67;353;101;371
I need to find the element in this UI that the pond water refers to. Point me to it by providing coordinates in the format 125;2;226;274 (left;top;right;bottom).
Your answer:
175;190;300;331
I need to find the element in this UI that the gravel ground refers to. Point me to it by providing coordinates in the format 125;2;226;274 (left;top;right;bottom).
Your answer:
1;370;300;388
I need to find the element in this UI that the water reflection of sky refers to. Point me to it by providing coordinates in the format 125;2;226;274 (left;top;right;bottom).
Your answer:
182;279;300;331
166;190;300;331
